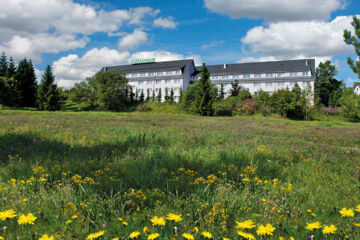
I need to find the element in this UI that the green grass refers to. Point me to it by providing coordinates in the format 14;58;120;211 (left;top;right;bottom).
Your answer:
0;110;359;239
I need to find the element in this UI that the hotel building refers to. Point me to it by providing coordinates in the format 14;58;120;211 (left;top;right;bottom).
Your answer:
101;58;315;101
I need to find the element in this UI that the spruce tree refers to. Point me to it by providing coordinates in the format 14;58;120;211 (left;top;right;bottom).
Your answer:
156;89;162;102
170;88;174;104
16;59;37;107
165;87;169;102
219;83;225;99
130;87;135;103
0;52;8;77
179;87;183;102
139;90;145;102
38;65;60;110
7;57;16;78
146;89;150;101
195;64;216;116
135;90;138;101
152;90;156;101
230;80;243;96
344;16;360;79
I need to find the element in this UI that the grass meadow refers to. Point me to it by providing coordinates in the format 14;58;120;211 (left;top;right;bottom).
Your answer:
0;110;360;240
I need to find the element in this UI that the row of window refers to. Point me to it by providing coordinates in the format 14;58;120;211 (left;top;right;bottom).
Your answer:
128;70;182;78
134;87;181;93
136;79;182;85
217;81;309;89
206;71;310;80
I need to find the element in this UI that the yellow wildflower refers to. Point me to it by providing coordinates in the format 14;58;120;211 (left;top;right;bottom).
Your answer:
71;215;77;219
305;221;322;231
18;213;37;225
130;231;140;239
86;231;105;240
38;234;55;240
201;231;213;239
193;227;199;234
290;237;295;240
237;230;256;240
0;236;4;240
323;225;337;234
117;217;123;221
353;223;360;227
355;205;360;212
150;216;166;226
147;233;160;240
112;238;119;240
143;226;149;234
66;220;73;225
339;208;354;217
0;209;17;221
256;224;276;236
166;213;182;222
235;220;256;229
223;238;230;240
182;233;195;240
122;221;128;226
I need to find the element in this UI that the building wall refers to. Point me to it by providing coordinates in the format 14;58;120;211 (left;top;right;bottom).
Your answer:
355;86;360;95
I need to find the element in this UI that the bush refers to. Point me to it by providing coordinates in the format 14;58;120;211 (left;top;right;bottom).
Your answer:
340;88;360;122
136;103;152;112
214;103;232;116
321;106;340;115
234;98;258;115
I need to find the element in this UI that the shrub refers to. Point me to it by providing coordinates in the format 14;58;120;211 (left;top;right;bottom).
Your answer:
235;98;258;115
214;103;232;116
136;103;152;112
340;88;360;122
321;106;340;115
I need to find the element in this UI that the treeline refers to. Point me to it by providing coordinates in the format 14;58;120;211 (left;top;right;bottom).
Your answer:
0;52;61;110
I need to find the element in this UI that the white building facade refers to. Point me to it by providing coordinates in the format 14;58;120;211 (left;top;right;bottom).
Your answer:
355;85;360;95
101;58;316;101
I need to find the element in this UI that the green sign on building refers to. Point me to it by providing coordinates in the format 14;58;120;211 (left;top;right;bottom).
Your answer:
131;58;156;64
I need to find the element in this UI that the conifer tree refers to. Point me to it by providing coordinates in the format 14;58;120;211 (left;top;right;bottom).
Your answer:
135;90;138;101
0;52;8;77
152;90;156;101
344;16;360;79
16;59;37;107
219;83;225;99
230;80;243;96
146;89;150;101
165;87;169;102
139;90;145;102
7;57;16;78
38;65;60;111
179;87;183;102
156;89;162;102
130;87;135;102
170;88;174;103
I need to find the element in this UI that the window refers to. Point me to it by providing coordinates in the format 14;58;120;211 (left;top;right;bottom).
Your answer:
266;73;273;78
149;72;156;76
147;81;153;85
156;88;161;93
289;82;295;87
222;75;228;79
254;74;262;78
167;71;172;76
138;81;144;85
233;75;239;79
174;79;181;84
140;73;146;77
212;76;219;80
174;88;180;92
277;73;284;77
156;80;162;84
265;82;273;87
303;72;309;76
303;81;308;87
176;70;181;75
148;88;153;92
157;72;164;76
138;88;143;93
165;80;172;84
290;72;298;77
132;73;138;77
243;74;250;78
277;82;285;87
254;82;261;87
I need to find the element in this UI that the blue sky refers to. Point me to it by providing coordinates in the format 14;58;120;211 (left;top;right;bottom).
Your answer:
0;0;359;88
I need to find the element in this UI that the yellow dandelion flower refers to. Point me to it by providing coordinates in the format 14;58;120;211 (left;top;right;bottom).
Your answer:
18;213;37;225
150;216;166;226
256;224;276;236
193;227;199;234
0;209;17;221
323;225;337;234
353;223;360;227
305;221;322;231
182;233;194;240
112;238;119;240
38;234;55;240
339;208;354;217
143;226;149;234
235;220;256;229
130;231;140;239
0;236;4;240
166;213;182;222
117;217;123;221
223;238;230;240
147;233;160;240
201;231;213;239
71;215;77;219
355;205;360;212
122;221;128;226
66;220;73;225
237;230;255;240
290;237;295;240
86;230;105;240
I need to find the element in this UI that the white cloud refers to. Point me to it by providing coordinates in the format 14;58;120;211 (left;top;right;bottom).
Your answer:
53;47;130;88
118;29;149;50
204;0;343;22
238;55;332;67
0;34;88;63
129;50;203;65
240;16;356;64
128;7;160;25
201;40;225;50
153;17;177;29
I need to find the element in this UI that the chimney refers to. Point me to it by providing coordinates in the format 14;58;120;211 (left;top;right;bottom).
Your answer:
223;64;227;69
305;60;309;66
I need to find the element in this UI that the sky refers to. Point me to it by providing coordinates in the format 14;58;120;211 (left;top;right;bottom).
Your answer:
0;0;359;88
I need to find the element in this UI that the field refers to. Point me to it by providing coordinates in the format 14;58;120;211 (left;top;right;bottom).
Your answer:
0;110;360;240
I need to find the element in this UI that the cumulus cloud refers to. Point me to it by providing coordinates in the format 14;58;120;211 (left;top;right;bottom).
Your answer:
240;16;356;64
204;0;343;22
129;50;203;65
118;29;149;51
53;47;130;88
201;40;225;50
153;17;177;29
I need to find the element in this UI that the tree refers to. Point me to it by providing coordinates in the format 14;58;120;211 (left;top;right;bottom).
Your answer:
146;89;150;101
152;90;156;101
16;59;37;107
344;16;360;79
7;57;16;78
0;52;8;77
315;61;342;107
129;87;135;103
193;64;217;116
230;80;243;97
179;87;183;102
270;89;297;118
139;90;145;102
164;87;169;102
219;83;225;99
156;89;162;102
292;83;302;101
340;88;360;122
169;88;175;104
38;65;61;111
255;90;270;106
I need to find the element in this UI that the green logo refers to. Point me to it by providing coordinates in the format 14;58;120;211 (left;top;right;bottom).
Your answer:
131;58;155;64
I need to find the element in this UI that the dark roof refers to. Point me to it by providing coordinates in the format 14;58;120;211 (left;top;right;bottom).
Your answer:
101;59;194;73
194;59;315;76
